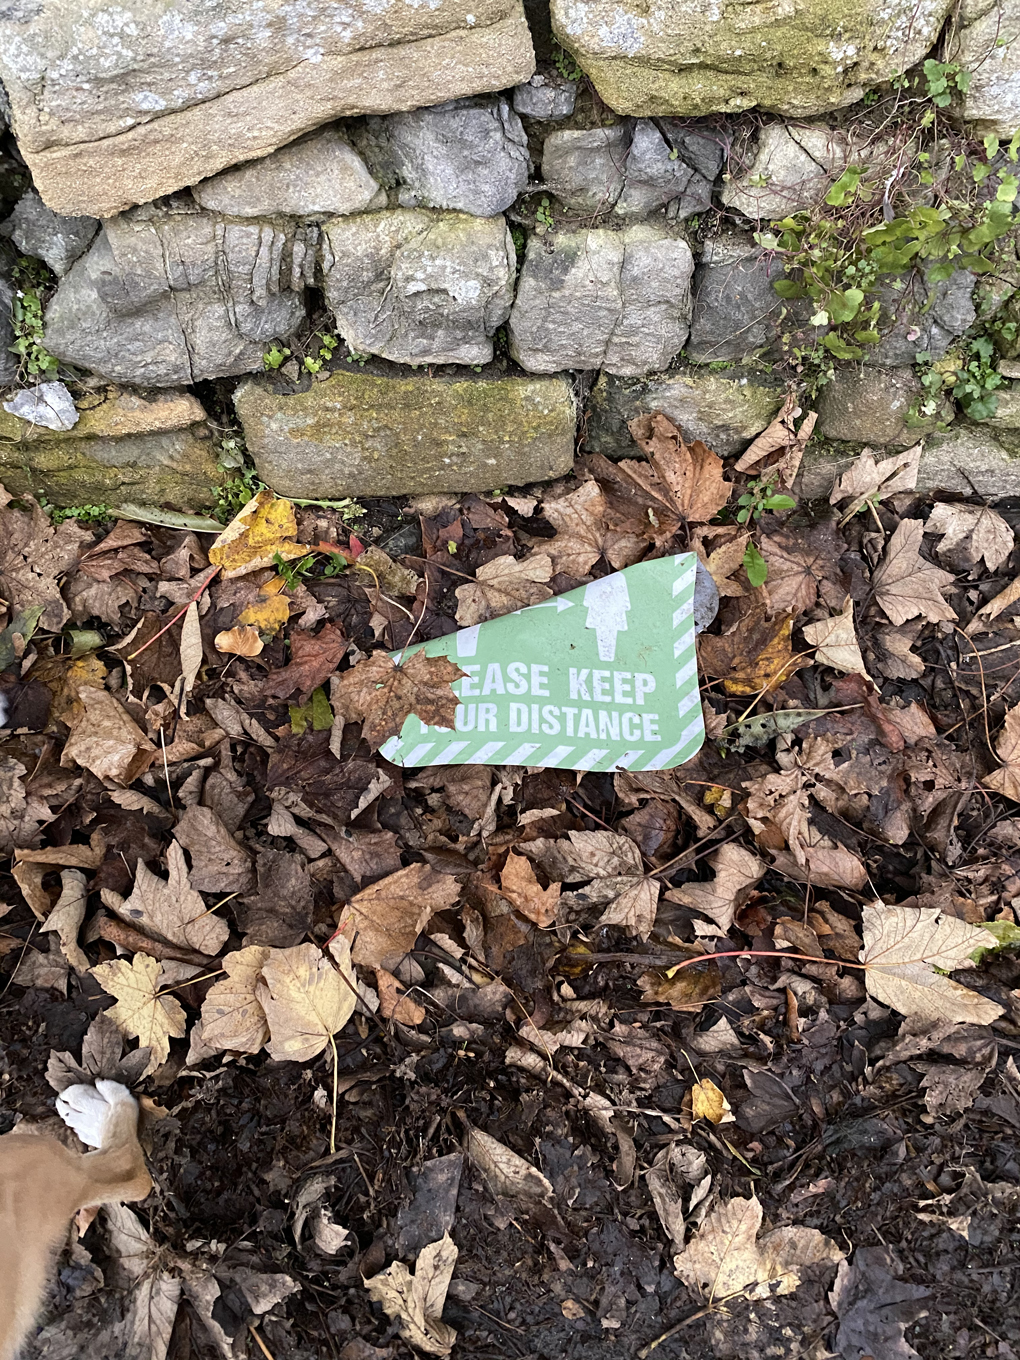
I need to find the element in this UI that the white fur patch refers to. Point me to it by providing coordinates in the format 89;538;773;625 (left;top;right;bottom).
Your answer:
56;1081;138;1148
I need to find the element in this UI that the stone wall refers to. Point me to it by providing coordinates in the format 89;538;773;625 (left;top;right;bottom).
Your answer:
0;0;1019;508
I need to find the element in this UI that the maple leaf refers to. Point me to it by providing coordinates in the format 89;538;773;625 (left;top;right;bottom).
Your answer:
697;598;803;696
925;502;1014;574
363;1233;458;1357
526;829;659;940
982;703;1020;801
331;651;464;749
868;622;925;680
733;393;817;487
872;520;957;627
262;621;346;703
582;453;682;545
668;843;764;932
674;1195;843;1303
91;953;187;1075
259;939;357;1063
174;805;254;895
207;489;312;579
861;904;1004;1024
0;487;91;630
830;444;921;521
541;481;645;577
969;576;1020;632
454;552;553;625
628;412;732;523
759;522;847;615
0;755;52;855
60;685;158;786
197;945;271;1055
343;862;461;970
101;842;230;957
499;849;561;927
802;597;868;676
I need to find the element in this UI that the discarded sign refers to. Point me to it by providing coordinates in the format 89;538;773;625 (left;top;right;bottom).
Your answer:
381;555;706;772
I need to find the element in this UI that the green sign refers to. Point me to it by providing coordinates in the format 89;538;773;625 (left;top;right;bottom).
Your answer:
381;555;705;772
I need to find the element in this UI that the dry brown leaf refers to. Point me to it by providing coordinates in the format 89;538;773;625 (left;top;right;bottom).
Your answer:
770;839;868;891
691;1078;734;1125
343;862;461;971
197;945;271;1055
331;650;464;749
263;621;346;703
363;1233;458;1357
174;804;254;895
499;850;560;928
0;487;91;630
969;576;1020;632
541;481;611;577
214;625;264;657
639;959;721;1011
861;904;1005;1024
465;1127;555;1204
354;545;421;597
802;597;868;676
376;967;426;1025
531;829;659;940
208;489;312;579
628;412;731;523
60;685;157;786
42;868;89;973
668;843;765;932
674;1195;843;1302
91;953;187;1075
454;553;553;625
102;842;230;956
869;622;925;679
694;528;750;598
698;603;801;696
926;502;1013;573
260;939;357;1062
0;756;53;857
759;522;847;615
983;704;1020;801
733;393;816;487
830;444;921;520
179;601;203;704
872;521;957;627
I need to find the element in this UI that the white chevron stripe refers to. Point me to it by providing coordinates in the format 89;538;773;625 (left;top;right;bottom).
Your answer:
677;689;700;718
672;566;697;595
640;717;705;770
543;745;576;765
672;600;694;627
432;741;471;764
505;742;541;765
675;656;697;687
611;749;645;769
402;742;436;766
471;741;506;762
573;748;609;770
379;736;402;761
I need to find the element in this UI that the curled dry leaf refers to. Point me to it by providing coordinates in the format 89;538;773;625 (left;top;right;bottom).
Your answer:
733;392;816;486
668;843;765;933
830;444;921;521
499;849;560;928
362;1233;458;1357
197;945;271;1055
802;597;868;677
628;413;732;522
861;904;1004;1024
465;1127;555;1205
60;685;157;786
982;703;1020;802
215;625;263;657
91;953;187;1075
343;862;461;971
872;521;957;627
42;867;89;972
331;650;464;749
207;489;312;579
925;502;1013;574
260;939;358;1063
376;967;426;1025
454;552;553;626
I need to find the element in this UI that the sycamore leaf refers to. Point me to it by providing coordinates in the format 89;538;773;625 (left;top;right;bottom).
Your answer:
759;523;847;615
454;553;553;625
259;940;357;1063
861;904;1004;1024
674;1195;843;1303
872;520;957;627
541;481;611;577
363;1233;458;1357
529;829;659;940
263;622;346;703
0;487;91;631
60;685;158;786
733;393;816;487
208;489;312;579
102;842;229;956
830;444;921;521
91;953;187;1074
668;843;765;932
926;502;1014;573
331;650;464;749
197;945;271;1055
214;625;264;657
628;412;731;523
691;1077;734;1124
500;850;561;927
698;604;801;697
984;704;1020;801
343;862;461;970
802;597;869;676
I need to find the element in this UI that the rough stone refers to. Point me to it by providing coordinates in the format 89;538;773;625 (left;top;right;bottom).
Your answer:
191;126;386;218
0;267;19;387
797;423;1020;499
0;0;536;218
2;190;98;276
585;365;786;458
3;381;79;431
952;0;1020;137
984;380;1020;429
0;386;219;508
868;270;977;366
687;230;784;363
368;98;530;217
321;210;515;366
234;368;576;496
814;366;951;445
44;203;308;387
541;122;719;218
513;73;577;119
509;225;693;375
723;124;863;220
550;0;953;117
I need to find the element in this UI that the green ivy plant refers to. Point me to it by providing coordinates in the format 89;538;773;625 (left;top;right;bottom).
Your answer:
731;477;797;587
10;257;59;380
262;343;291;370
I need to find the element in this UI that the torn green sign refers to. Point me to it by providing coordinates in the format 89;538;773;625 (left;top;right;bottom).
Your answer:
380;555;704;772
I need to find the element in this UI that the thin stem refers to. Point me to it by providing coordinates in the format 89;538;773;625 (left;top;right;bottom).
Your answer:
667;948;867;972
328;1030;339;1156
127;565;220;660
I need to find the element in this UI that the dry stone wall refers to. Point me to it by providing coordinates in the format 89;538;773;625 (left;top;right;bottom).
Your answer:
0;0;1018;508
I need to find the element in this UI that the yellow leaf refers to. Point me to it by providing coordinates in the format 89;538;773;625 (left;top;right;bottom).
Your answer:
91;953;187;1075
724;617;796;696
691;1077;733;1124
238;594;291;633
208;490;311;579
260;940;357;1062
199;945;271;1054
215;625;264;657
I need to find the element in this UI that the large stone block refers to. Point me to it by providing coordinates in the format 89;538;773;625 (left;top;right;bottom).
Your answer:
508;224;694;375
687;230;784;363
723;125;869;220
367;98;530;217
952;0;1020;137
234;369;576;496
585;365;785;458
321;210;516;366
796;422;1020;498
814;366;951;445
0;386;220;508
43;203;308;387
0;0;535;218
550;0;953;117
192;127;386;218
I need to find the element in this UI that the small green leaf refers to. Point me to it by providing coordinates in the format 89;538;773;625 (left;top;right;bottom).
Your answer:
743;541;768;588
825;166;864;206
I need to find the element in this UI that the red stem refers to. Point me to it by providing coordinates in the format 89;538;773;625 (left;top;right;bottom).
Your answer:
127;565;220;660
670;948;866;971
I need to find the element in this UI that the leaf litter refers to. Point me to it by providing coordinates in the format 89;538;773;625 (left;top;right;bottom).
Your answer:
2;423;1020;1359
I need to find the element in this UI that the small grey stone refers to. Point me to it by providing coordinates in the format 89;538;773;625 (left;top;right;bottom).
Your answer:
722;124;858;219
615;120;714;219
982;380;1020;430
687;230;785;363
513;72;577;120
3;380;78;430
395;1154;463;1257
814;366;949;446
0;269;16;385
4;190;98;276
541;125;629;214
868;270;976;367
191;126;385;218
509;224;693;376
693;560;719;634
371;98;530;218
